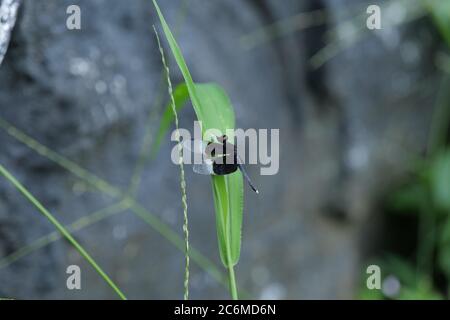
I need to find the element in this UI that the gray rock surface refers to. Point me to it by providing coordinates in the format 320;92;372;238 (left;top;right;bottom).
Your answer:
0;0;442;299
0;0;20;65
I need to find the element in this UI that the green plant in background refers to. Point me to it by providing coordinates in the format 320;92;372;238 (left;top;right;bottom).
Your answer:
152;0;245;299
360;81;450;299
360;148;450;300
360;255;443;300
357;0;450;301
359;81;450;299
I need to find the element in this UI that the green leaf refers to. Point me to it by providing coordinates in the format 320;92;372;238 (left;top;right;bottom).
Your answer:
212;173;244;266
194;83;236;138
152;0;244;269
152;82;238;158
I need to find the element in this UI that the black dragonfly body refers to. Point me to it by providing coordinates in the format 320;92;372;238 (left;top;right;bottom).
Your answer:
182;135;259;193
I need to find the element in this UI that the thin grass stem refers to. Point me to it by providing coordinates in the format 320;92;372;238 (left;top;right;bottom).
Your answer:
0;202;127;269
127;0;189;197
0;164;127;300
154;26;190;300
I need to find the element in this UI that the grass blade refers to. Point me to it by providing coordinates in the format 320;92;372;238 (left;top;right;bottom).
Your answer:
0;164;127;300
0;202;127;270
152;0;204;120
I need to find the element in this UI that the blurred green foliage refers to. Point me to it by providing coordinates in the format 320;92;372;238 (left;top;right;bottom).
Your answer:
360;150;450;299
423;0;450;47
360;1;450;299
360;151;450;299
360;256;443;299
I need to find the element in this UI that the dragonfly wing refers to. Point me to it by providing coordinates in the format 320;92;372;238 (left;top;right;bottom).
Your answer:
182;139;207;155
193;159;214;175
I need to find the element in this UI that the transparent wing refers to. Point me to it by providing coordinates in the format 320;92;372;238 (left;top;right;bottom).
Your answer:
181;139;207;155
193;159;214;175
180;139;216;175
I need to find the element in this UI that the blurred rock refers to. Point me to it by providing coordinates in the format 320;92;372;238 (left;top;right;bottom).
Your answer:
0;0;442;299
0;0;20;65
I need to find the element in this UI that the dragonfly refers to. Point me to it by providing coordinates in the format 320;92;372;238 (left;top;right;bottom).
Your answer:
181;135;259;194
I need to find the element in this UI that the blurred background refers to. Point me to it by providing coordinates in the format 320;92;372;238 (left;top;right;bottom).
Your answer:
0;0;449;299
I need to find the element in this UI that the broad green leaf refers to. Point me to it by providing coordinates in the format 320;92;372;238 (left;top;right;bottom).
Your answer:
227;173;244;265
194;83;236;139
152;83;237;158
212;173;244;266
153;0;244;268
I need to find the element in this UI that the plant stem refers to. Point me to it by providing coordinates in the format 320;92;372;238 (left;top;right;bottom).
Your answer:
227;264;238;300
0;202;127;269
127;0;189;198
154;26;190;300
0;164;127;300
